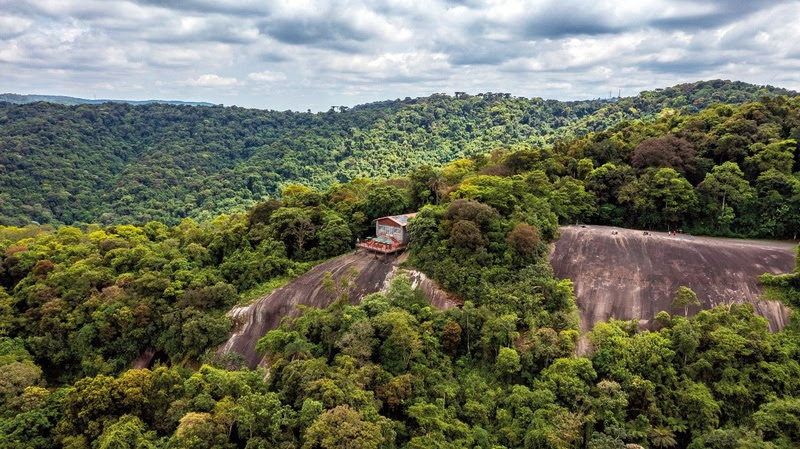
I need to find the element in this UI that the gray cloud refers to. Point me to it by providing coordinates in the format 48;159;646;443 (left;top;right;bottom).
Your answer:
448;48;513;66
259;18;370;51
648;0;797;30
255;3;402;53
514;3;629;39
0;1;798;110
131;0;271;16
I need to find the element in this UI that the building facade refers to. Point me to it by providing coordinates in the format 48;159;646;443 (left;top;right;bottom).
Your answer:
375;213;417;244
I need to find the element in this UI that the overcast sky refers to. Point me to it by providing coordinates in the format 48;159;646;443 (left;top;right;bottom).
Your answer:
1;0;799;111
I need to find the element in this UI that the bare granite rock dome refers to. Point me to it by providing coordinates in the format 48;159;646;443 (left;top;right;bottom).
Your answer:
216;225;796;369
217;251;459;369
550;225;795;337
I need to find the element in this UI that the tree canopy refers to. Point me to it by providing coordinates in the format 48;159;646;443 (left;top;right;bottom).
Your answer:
1;80;800;448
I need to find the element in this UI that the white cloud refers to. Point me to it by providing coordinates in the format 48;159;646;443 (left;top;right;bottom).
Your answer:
247;70;287;82
184;74;239;87
0;1;797;110
0;16;32;38
325;51;450;81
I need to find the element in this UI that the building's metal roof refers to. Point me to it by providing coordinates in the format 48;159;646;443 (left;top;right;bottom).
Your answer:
378;212;418;227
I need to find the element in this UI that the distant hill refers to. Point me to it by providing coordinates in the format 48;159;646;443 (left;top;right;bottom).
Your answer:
0;79;796;226
0;93;215;107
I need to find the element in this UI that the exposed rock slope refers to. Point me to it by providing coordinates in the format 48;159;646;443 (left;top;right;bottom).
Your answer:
550;225;796;333
219;226;795;368
217;251;459;369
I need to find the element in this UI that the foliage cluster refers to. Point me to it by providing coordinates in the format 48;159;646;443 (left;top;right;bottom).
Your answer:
0;178;416;383
3;282;800;448
0;80;793;226
401;96;800;238
1;81;800;448
556;96;800;237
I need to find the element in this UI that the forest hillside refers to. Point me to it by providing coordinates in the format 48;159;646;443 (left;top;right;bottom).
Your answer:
0;80;795;226
1;81;800;448
1;141;798;447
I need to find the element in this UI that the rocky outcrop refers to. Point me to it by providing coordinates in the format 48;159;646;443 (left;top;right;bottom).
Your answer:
132;347;156;370
216;225;796;368
550;225;796;336
217;250;458;369
380;264;462;310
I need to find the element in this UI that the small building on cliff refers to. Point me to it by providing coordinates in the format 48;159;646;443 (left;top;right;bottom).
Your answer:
375;213;417;244
357;212;417;255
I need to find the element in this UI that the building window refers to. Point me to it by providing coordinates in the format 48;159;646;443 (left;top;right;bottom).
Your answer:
377;224;401;238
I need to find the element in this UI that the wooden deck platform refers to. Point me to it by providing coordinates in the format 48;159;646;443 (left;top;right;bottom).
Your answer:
356;241;407;254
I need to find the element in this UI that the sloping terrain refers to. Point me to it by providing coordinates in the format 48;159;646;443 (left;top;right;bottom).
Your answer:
217;251;459;369
1;80;795;226
0;93;214;106
550;225;796;335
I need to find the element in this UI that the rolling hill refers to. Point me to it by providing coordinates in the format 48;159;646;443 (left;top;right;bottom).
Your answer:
0;80;795;226
0;93;214;107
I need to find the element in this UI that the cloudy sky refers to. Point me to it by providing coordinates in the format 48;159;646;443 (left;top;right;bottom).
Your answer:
1;0;799;110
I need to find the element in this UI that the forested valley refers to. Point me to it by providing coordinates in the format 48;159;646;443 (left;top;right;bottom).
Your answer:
0;80;795;228
1;81;800;448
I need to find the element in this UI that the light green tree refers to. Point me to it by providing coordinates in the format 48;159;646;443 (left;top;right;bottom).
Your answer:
496;347;521;377
302;405;384;449
95;415;157;449
698;162;754;229
671;286;700;317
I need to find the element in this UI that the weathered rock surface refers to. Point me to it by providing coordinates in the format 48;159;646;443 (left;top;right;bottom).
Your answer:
217;251;459;369
550;225;796;336
133;347;155;370
217;225;795;367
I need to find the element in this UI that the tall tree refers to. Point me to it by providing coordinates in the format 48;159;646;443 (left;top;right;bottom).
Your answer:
671;286;700;317
697;162;755;229
621;168;697;229
631;135;697;175
302;405;385;449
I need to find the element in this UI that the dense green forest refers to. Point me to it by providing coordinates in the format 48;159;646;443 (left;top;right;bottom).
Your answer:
2;88;800;446
0;80;795;227
553;96;800;238
1;82;800;448
0;94;214;107
0;185;798;448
